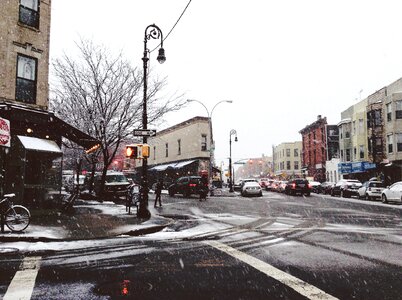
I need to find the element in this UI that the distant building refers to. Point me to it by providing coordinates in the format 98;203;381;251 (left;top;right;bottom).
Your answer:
272;142;302;178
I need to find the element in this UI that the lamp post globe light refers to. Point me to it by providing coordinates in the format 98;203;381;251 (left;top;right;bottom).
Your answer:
187;99;233;192
229;129;238;192
139;24;166;219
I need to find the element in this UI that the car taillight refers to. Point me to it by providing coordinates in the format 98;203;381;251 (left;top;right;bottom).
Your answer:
308;184;312;188
189;183;197;187
292;183;296;189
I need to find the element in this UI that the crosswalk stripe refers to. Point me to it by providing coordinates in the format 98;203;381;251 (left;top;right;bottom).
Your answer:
205;241;338;300
3;256;41;300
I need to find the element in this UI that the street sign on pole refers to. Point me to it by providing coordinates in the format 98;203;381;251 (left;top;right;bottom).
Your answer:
133;129;156;137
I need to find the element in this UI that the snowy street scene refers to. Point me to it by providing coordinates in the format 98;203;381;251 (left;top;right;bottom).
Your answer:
1;0;402;299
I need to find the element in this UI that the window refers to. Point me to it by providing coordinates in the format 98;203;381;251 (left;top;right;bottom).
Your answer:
294;161;299;170
19;0;39;28
397;134;402;152
353;121;356;135
16;54;37;104
177;139;181;155
386;103;392;122
396;100;402;119
344;123;351;138
153;146;156;160
346;149;351;161
359;145;364;159
286;161;291;170
359;119;364;134
353;147;357;159
165;143;168;157
286;149;290;157
341;149;344;160
201;134;207;151
294;149;299;157
387;135;393;153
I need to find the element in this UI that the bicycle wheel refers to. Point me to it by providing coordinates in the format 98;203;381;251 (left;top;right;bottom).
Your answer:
5;205;31;232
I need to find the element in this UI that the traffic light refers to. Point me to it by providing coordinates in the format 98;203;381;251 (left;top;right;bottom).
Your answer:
141;144;150;158
125;145;139;159
125;144;150;159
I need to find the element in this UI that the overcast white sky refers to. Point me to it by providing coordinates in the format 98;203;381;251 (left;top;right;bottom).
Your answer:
50;0;402;168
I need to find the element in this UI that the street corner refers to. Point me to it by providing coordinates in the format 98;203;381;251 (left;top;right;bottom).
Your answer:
111;212;176;237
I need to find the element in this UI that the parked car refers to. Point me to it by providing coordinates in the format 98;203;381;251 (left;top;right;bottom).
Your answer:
357;181;385;200
233;180;243;191
309;181;321;193
331;179;362;198
168;176;205;197
285;179;311;196
271;180;281;192
93;171;131;200
239;178;259;190
317;181;335;194
265;179;275;191
64;174;86;192
241;181;263;197
278;180;288;193
381;181;402;204
258;178;269;188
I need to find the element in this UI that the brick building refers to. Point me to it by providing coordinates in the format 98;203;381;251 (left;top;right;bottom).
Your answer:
299;115;329;182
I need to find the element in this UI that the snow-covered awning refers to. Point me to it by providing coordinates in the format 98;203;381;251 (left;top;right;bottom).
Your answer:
18;135;62;154
149;160;197;171
174;160;195;169
149;162;177;171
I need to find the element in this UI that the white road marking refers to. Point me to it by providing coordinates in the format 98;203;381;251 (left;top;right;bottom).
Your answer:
205;241;338;300
3;256;41;300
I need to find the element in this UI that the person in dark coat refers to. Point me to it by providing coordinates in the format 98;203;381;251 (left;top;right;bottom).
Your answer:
154;178;163;207
199;174;208;201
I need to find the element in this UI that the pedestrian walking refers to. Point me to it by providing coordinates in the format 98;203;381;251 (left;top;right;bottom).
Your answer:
154;178;163;207
199;174;208;201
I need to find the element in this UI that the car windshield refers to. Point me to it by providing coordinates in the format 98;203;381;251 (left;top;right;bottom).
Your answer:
105;175;129;183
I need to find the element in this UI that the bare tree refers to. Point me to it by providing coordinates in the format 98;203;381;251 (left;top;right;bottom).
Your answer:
50;39;185;195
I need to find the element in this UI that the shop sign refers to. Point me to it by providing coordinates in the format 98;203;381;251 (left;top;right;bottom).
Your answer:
338;162;352;174
0;117;10;147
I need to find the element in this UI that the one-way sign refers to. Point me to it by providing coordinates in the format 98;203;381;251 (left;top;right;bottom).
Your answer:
133;129;157;137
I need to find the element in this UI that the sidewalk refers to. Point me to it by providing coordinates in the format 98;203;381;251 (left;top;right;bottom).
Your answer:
0;197;173;243
0;188;236;243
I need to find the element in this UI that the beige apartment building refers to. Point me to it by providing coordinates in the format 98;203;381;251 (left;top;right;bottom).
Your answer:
141;117;213;185
273;141;302;178
0;0;98;204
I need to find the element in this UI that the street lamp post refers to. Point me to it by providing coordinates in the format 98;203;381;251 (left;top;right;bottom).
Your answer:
229;129;238;192
187;99;232;191
139;24;166;219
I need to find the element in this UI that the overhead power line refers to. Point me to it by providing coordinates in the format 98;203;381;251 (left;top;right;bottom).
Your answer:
150;0;192;53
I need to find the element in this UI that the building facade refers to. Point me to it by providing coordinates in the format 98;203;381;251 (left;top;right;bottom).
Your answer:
0;0;98;204
139;117;212;186
273;141;302;178
299;115;329;182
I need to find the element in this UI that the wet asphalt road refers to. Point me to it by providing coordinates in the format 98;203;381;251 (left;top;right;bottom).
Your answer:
0;191;401;299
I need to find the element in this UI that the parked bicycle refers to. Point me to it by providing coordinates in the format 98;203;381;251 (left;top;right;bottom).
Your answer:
0;193;31;232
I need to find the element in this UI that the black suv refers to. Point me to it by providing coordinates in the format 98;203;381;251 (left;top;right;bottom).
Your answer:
285;179;311;196
168;176;205;197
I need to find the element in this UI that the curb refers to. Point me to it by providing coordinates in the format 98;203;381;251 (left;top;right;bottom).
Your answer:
0;215;175;243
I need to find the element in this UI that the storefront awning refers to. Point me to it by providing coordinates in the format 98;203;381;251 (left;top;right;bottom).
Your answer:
149;162;177;171
149;160;197;171
18;135;62;154
0;103;100;152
